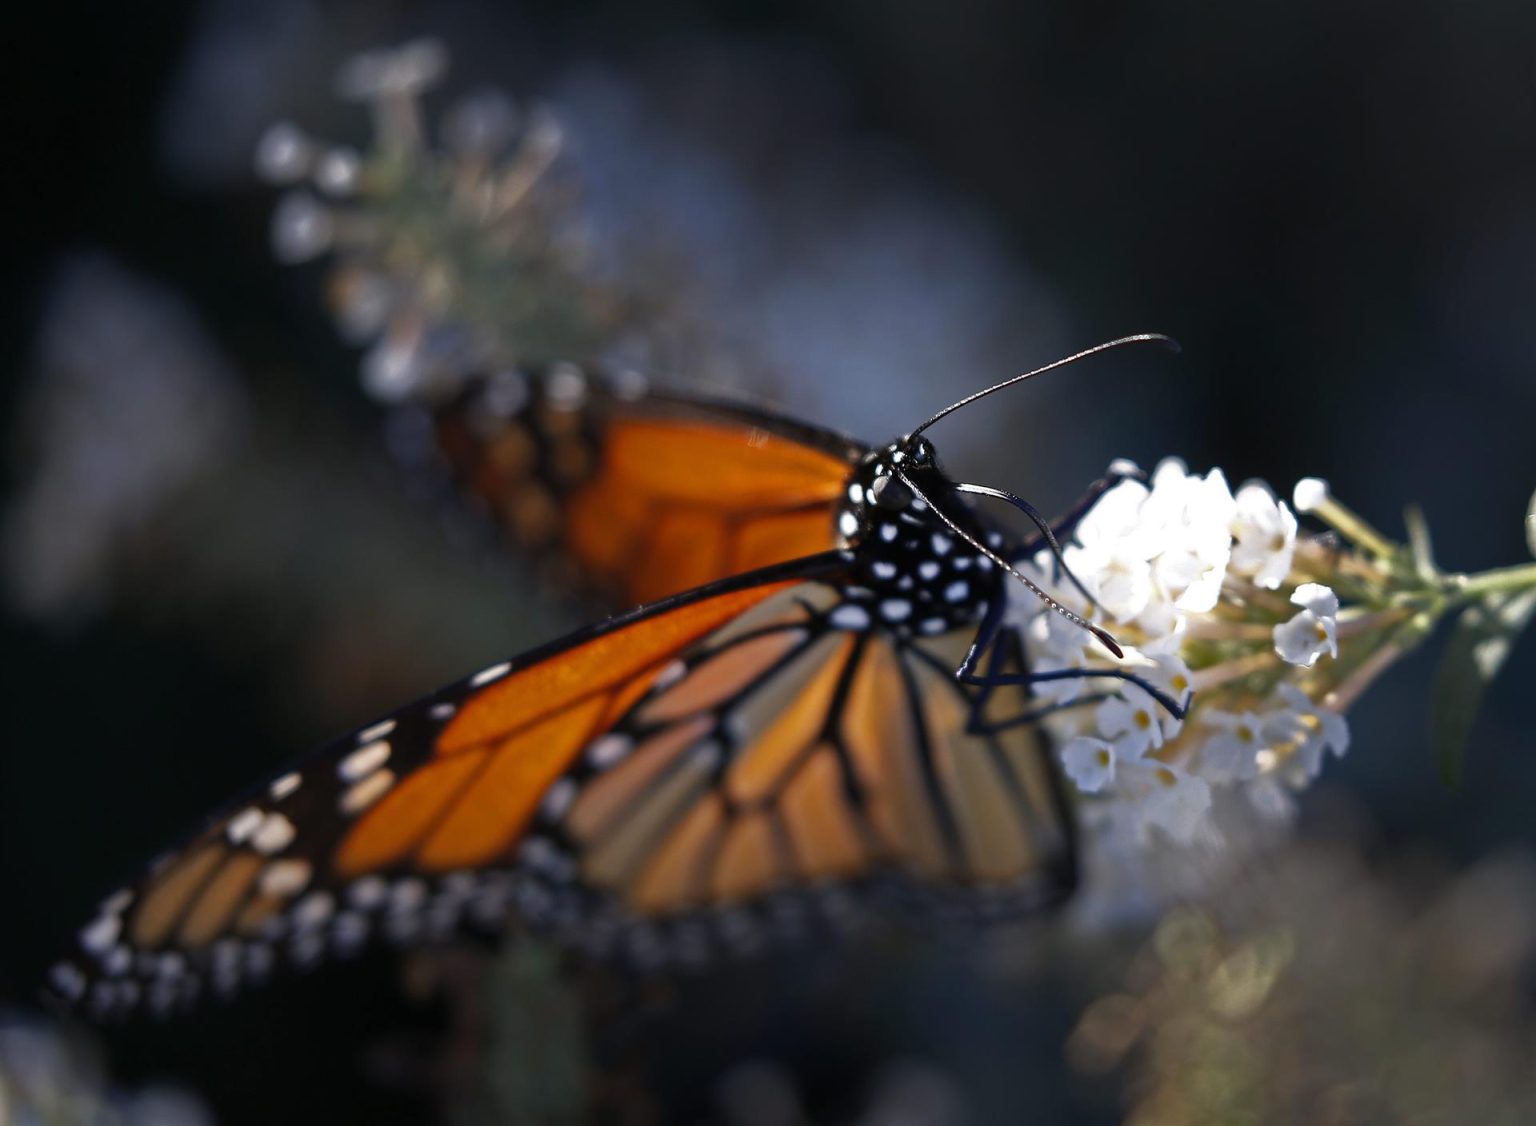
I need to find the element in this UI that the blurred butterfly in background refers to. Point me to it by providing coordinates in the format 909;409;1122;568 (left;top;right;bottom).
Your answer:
51;335;1183;1019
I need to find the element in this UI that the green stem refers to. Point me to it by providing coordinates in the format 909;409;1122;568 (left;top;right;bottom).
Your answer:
1448;561;1536;602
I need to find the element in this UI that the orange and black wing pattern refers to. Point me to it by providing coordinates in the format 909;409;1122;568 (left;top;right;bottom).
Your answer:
418;363;865;608
52;566;1072;1018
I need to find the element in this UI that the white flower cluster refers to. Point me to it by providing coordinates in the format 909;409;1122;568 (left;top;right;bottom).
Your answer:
254;39;588;403
1010;459;1351;850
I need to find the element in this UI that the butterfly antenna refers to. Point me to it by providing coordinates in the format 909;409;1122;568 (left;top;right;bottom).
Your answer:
896;471;1124;659
910;333;1180;438
954;482;1105;616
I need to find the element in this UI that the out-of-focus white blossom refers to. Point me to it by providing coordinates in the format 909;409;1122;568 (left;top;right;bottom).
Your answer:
1095;685;1177;760
335;37;447;102
1273;583;1339;667
1062;736;1117;793
2;256;244;621
1270;684;1350;782
1125;761;1212;845
1196;710;1269;782
0;1012;212;1125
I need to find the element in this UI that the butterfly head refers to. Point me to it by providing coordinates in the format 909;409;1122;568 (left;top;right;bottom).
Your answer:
832;436;1003;634
840;436;948;540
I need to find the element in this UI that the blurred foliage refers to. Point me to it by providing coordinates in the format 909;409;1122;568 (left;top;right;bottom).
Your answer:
1069;837;1536;1126
0;1013;211;1126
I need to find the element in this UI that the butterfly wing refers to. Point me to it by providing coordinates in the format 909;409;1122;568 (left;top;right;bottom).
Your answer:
52;564;1072;1018
418;364;866;608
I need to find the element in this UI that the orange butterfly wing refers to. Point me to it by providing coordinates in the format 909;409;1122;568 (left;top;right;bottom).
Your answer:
422;364;864;608
53;568;1073;1017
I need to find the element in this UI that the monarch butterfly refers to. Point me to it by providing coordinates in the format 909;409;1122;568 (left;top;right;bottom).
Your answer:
50;336;1183;1018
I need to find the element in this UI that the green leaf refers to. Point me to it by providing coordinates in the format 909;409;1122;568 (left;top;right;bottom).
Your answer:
1526;487;1536;560
1431;586;1536;788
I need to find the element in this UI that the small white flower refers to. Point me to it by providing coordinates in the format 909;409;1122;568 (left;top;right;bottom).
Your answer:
336;38;448;102
1064;542;1153;621
1096;684;1174;759
1273;583;1340;667
1292;477;1330;513
270;192;334;263
1149;651;1193;698
1132;596;1186;644
1152;544;1227;613
1229;483;1298;589
1127;760;1212;844
254;122;315;184
1271;684;1351;782
1061;736;1116;793
1196;709;1269;782
1074;478;1155;562
1142;461;1237;551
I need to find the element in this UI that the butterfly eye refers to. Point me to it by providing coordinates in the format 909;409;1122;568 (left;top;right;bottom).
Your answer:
909;439;936;465
870;474;912;510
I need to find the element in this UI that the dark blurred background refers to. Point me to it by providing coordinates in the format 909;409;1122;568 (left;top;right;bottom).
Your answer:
5;2;1536;1123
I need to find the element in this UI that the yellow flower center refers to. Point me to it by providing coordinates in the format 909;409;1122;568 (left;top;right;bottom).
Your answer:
1135;710;1152;730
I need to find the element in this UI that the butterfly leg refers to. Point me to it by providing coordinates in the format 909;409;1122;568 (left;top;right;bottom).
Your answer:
1016;460;1143;558
951;608;1187;736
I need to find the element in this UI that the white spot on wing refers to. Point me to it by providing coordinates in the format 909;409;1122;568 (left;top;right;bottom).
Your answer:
838;510;860;537
99;889;132;916
80;913;120;955
226;807;263;845
338;740;391;782
918;560;941;581
251;813;296;855
347;875;388;910
546;362;588;409
340;769;395;815
260;859;312;898
945;581;969;603
880;599;912;622
539;777;577;820
269;772;302;800
653;660;687;691
293;891;336;930
587;734;631;769
470;662;512;687
829;604;871;630
357;718;397;743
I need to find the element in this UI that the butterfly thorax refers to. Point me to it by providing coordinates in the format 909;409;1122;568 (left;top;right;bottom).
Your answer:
834;439;1002;637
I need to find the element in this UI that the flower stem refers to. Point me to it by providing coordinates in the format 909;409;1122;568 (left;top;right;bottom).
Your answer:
1449;561;1536;602
1322;639;1408;713
1308;496;1398;560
